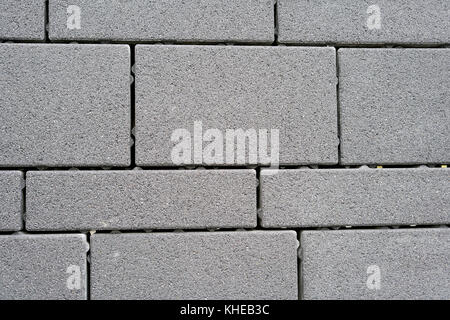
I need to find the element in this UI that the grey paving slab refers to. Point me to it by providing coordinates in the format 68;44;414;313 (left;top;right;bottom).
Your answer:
0;234;88;300
339;48;450;165
91;231;298;300
0;44;131;167
260;168;450;228
0;171;24;232
49;0;274;43
26;170;257;231
0;0;46;40
135;45;338;166
301;228;450;300
278;0;450;45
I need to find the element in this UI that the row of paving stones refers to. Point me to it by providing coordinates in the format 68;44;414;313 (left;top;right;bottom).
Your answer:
1;45;448;167
1;168;449;232
0;229;448;300
1;1;448;44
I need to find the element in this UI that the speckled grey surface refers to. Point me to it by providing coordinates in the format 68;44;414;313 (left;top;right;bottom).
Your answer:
91;231;298;300
0;171;24;231
135;45;338;166
0;234;88;300
260;168;450;228
49;0;274;43
301;229;450;300
339;48;450;165
0;0;448;302
0;0;46;40
0;44;131;167
278;0;450;45
26;170;257;231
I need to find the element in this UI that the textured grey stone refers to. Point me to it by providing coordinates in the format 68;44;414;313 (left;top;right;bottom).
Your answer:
339;49;450;165
260;168;450;228
278;0;450;45
0;44;131;167
0;234;88;300
301;229;450;300
26;170;257;231
91;231;298;300
0;171;24;231
49;0;274;43
0;0;46;41
136;45;338;166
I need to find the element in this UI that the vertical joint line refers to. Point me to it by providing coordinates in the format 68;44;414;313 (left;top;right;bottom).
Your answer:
44;0;49;42
336;49;342;164
273;0;278;45
86;232;91;300
297;232;303;300
21;171;26;230
130;45;136;168
256;167;262;228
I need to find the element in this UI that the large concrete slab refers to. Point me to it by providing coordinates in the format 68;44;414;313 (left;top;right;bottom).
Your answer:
135;45;338;166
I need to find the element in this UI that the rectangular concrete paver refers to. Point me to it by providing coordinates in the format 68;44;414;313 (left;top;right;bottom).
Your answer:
301;229;450;300
0;234;88;300
260;168;450;228
339;48;450;165
49;0;274;43
0;0;46;40
136;45;338;166
0;44;131;167
0;171;24;231
26;170;257;231
278;0;450;45
91;231;298;300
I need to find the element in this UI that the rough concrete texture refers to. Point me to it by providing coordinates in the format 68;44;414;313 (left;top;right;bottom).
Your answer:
26;170;257;231
0;172;24;232
339;48;450;165
0;0;46;41
136;45;338;166
0;44;131;167
301;229;450;300
278;0;450;45
0;234;88;300
91;231;298;300
49;0;274;43
260;168;450;228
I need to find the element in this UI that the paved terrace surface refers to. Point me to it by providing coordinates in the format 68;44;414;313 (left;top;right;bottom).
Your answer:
0;0;448;300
